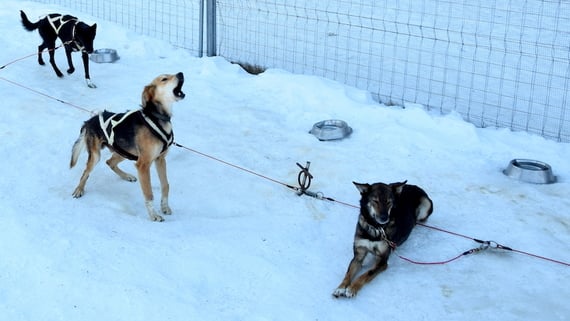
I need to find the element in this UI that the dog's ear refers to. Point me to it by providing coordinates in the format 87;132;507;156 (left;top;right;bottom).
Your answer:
390;180;407;195
353;182;370;194
142;84;155;107
91;23;97;32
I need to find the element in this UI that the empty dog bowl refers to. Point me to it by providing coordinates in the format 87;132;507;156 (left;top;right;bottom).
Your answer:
309;119;352;141
503;159;556;184
90;48;120;63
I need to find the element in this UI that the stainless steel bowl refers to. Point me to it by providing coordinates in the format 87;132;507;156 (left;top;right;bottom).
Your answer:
309;119;352;141
90;48;120;63
503;159;556;184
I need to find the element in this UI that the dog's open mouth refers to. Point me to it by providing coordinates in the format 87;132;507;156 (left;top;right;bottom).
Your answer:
173;72;185;99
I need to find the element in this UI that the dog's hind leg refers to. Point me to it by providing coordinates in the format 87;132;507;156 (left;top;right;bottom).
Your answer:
37;44;46;65
72;146;101;198
416;196;433;222
106;153;137;182
154;155;171;215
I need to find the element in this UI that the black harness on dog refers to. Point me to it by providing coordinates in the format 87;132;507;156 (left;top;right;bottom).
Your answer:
99;109;173;161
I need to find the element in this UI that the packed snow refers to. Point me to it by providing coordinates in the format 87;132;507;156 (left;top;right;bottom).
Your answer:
1;1;569;320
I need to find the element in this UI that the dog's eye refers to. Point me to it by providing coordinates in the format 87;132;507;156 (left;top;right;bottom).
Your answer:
161;77;168;82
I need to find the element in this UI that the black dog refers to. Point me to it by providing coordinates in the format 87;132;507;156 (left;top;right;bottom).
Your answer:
20;10;97;88
333;180;433;298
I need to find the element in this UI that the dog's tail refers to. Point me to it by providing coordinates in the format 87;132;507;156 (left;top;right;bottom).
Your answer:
70;128;86;168
20;10;39;31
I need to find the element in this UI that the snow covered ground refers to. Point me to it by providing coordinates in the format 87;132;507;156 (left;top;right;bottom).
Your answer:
1;1;569;320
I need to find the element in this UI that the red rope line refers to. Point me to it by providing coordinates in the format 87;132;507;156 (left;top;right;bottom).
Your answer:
175;142;570;267
0;46;62;70
0;76;94;114
509;248;570;267
1;51;568;268
395;252;466;265
173;143;295;189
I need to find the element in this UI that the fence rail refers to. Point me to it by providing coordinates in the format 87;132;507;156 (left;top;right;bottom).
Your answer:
30;0;570;142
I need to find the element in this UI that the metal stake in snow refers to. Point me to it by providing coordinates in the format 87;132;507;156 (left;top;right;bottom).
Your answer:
296;161;312;195
294;161;328;200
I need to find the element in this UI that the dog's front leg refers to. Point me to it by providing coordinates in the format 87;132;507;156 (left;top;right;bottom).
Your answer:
333;246;367;298
65;46;75;75
136;159;164;222
81;51;96;88
154;156;172;215
346;250;390;297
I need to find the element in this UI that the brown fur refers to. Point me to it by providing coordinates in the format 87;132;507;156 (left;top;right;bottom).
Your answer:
70;72;185;221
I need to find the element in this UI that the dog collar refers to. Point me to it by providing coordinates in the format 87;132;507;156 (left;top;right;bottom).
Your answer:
148;110;171;122
358;215;385;239
358;216;397;249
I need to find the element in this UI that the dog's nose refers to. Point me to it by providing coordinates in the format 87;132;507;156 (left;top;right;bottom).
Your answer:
176;72;184;81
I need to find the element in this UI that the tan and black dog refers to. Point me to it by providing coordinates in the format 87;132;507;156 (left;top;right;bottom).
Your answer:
333;180;433;298
70;72;185;221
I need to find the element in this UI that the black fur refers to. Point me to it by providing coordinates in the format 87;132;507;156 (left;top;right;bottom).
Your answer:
83;111;138;160
20;10;97;84
358;184;431;245
333;181;433;298
82;109;174;161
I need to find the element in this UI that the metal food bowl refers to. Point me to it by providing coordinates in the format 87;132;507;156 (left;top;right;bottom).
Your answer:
503;159;556;184
90;48;120;63
309;119;352;141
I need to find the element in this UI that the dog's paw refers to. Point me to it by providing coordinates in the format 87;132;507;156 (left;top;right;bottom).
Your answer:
150;214;165;222
123;174;137;182
72;187;84;198
145;202;164;222
161;205;172;215
67;67;75;74
344;288;357;298
86;79;97;88
161;199;172;215
332;287;347;298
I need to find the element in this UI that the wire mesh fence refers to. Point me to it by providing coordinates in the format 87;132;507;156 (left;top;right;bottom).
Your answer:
28;0;570;142
216;0;570;142
30;0;202;55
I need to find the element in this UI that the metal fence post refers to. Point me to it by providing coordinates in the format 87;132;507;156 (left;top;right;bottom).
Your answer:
198;0;204;57
206;0;217;57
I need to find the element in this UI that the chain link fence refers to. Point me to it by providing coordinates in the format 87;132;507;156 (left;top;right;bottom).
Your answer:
29;0;570;142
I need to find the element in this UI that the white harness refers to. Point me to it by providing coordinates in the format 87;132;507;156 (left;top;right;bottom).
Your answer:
47;14;84;51
98;110;138;147
98;110;173;159
47;14;76;33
